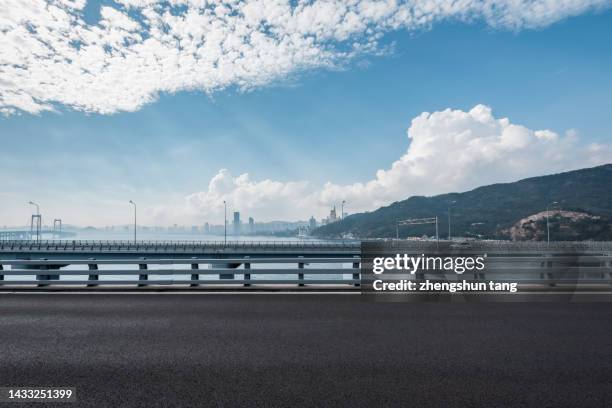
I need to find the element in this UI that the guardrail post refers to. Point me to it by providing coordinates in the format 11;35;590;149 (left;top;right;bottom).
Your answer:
244;256;251;287
298;255;304;287
190;258;199;287
473;269;485;281
545;260;555;287
0;264;3;281
352;256;360;287
87;258;98;287
139;258;148;287
37;262;50;287
35;259;59;286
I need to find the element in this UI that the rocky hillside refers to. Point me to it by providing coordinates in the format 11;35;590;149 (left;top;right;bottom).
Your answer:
505;210;609;241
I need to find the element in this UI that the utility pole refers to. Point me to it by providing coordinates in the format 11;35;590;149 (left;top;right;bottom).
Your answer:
129;200;137;244
448;200;456;241
435;216;439;249
223;200;227;247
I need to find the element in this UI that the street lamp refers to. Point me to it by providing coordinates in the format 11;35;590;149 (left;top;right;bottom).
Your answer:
129;200;137;243
28;201;41;241
546;201;558;245
28;201;40;215
223;200;227;246
341;200;346;220
448;200;456;241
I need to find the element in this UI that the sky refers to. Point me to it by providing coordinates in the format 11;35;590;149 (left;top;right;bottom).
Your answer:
1;0;612;227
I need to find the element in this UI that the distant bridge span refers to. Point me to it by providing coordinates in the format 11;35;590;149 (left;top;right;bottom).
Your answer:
0;230;76;240
0;239;361;261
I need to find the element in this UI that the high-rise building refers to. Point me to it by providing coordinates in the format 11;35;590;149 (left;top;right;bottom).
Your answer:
248;217;254;234
309;216;317;230
329;205;337;223
204;222;210;234
233;211;241;235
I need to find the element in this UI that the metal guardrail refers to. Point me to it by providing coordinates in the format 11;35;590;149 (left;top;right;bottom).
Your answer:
3;239;611;251
375;239;612;252
1;240;611;289
0;257;362;287
0;239;361;252
1;254;611;288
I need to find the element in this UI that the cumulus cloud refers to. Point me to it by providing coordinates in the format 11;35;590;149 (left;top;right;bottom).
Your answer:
145;168;318;224
1;0;610;115
148;105;612;224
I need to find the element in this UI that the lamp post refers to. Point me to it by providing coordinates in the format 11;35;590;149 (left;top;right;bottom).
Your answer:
546;201;558;245
341;200;346;220
448;200;456;241
28;201;40;241
129;200;137;243
223;200;227;246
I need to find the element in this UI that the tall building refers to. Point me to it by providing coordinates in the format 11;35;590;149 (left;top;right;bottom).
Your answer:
233;211;241;235
329;205;337;223
309;216;317;230
248;217;254;234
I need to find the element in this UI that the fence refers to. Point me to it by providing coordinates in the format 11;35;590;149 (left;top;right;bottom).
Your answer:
0;239;361;252
0;257;362;287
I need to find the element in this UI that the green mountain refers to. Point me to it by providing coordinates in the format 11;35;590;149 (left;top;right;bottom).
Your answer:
313;164;612;241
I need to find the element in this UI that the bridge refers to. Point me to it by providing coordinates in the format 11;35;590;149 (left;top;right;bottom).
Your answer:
0;240;361;288
0;239;611;289
0;230;76;240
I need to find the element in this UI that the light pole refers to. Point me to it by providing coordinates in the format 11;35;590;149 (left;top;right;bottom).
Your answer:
341;200;346;220
129;200;137;243
546;201;558;245
223;200;227;246
448;200;456;241
28;201;40;241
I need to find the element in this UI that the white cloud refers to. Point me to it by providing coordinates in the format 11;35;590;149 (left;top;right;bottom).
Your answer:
319;105;612;210
1;0;610;115
148;104;612;224
145;168;317;224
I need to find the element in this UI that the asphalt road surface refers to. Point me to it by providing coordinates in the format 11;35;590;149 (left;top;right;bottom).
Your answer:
1;293;611;407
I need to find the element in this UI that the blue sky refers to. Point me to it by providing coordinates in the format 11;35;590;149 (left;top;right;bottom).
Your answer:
1;1;611;226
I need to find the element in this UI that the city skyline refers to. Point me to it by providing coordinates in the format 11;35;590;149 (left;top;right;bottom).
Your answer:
1;1;612;226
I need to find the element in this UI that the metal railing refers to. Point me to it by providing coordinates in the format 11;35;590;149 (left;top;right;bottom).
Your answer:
367;239;612;252
0;253;610;289
0;257;362;288
0;239;361;251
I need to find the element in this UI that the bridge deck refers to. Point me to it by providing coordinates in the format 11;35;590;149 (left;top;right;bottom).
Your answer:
1;294;611;407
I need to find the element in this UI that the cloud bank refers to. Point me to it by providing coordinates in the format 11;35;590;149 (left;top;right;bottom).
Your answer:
1;0;610;115
149;105;612;224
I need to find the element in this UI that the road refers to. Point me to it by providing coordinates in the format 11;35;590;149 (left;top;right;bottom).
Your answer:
1;293;611;407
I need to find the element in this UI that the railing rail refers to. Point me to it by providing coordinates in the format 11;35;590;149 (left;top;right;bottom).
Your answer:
0;239;360;246
0;256;362;288
0;239;362;252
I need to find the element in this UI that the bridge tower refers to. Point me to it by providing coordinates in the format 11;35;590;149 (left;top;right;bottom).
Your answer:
53;219;62;239
30;214;41;241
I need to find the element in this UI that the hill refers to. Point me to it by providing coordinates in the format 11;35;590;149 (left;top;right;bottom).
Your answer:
313;164;612;241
